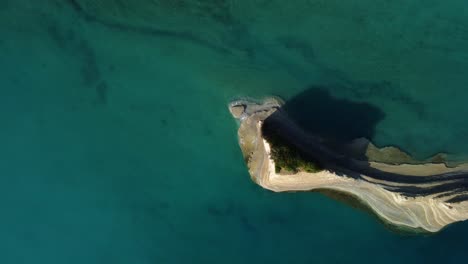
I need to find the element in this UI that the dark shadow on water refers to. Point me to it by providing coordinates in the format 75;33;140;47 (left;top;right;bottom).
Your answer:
263;87;468;201
281;87;385;143
262;86;386;174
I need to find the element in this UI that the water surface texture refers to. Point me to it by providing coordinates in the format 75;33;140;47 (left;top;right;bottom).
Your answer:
2;1;468;263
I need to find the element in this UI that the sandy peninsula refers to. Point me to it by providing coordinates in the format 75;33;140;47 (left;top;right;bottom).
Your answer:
229;97;468;232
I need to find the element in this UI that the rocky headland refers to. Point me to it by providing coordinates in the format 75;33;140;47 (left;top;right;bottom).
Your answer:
229;97;468;232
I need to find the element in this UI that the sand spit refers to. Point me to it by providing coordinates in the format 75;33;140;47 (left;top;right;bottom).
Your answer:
229;98;468;232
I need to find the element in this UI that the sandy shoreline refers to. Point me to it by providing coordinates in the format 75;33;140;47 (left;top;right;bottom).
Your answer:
229;98;468;232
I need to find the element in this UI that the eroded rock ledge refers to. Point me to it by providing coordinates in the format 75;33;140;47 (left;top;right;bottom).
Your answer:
229;97;468;232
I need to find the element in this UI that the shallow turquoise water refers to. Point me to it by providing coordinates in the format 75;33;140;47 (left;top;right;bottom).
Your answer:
2;1;468;263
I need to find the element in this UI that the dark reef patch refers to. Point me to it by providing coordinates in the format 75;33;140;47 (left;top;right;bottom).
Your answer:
95;81;108;105
79;40;101;87
240;215;258;234
265;210;289;225
43;14;106;105
160;119;168;126
277;36;317;63
46;20;77;51
145;0;235;26
66;0;230;54
206;201;236;217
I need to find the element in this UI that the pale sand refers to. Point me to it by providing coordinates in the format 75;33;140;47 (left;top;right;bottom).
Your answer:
369;162;468;176
230;98;468;232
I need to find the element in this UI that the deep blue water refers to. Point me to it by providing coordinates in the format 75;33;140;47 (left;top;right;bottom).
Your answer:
2;1;468;263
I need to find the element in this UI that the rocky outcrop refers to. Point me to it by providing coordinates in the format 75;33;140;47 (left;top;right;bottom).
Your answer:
229;98;468;232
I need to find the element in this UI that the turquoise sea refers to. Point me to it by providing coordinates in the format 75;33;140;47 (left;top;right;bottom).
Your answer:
2;1;468;263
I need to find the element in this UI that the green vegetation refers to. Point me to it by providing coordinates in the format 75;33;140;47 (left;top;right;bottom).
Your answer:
262;121;322;174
